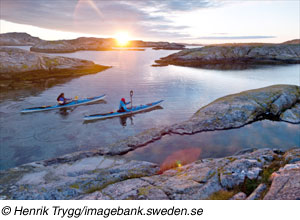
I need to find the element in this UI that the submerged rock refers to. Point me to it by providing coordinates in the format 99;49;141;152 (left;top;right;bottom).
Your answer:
154;43;300;69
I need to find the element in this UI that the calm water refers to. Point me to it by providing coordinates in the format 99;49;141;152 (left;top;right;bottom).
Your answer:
0;46;299;170
124;120;300;169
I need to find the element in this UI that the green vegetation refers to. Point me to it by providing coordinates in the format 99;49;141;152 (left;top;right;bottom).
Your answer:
69;183;80;189
138;186;153;196
22;64;28;69
240;178;260;196
238;155;284;196
208;190;236;200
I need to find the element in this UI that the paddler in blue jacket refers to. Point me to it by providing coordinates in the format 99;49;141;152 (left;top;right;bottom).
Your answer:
118;98;131;112
57;93;71;105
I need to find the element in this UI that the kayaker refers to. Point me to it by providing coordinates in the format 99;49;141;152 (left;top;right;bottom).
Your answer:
118;98;131;112
57;93;71;105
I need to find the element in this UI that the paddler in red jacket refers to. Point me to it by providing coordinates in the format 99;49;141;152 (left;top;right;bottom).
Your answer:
118;98;131;112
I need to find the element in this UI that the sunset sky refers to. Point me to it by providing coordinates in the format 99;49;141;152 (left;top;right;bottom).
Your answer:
0;0;299;44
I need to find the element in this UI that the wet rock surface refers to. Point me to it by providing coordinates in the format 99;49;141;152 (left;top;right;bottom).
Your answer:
1;148;299;200
154;44;300;69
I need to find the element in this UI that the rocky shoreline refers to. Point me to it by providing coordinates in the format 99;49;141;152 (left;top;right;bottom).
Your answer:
0;84;299;200
0;47;110;96
154;43;300;69
0;148;299;200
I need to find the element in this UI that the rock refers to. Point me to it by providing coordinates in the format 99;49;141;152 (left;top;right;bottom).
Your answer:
99;179;169;200
0;47;110;93
280;103;300;123
0;148;278;200
170;85;300;135
0;47;109;74
0;156;158;199
230;192;247;200
233;148;257;156
283;148;300;164
246;183;267;200
140;149;275;200
154;43;300;68
1;148;299;200
271;93;298;115
264;162;300;200
282;39;300;45
30;37;115;53
220;159;263;189
0;32;43;46
130;40;185;50
76;191;110;200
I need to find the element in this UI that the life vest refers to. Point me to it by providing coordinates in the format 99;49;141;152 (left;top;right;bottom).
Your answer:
57;96;65;105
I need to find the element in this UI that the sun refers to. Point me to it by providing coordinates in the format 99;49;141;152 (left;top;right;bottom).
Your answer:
114;32;130;47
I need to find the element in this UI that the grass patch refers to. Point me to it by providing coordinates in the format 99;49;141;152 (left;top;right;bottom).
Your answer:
69;183;80;189
208;190;236;200
240;178;260;196
238;155;284;196
261;157;283;185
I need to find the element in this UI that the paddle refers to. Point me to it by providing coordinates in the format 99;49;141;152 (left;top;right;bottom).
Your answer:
62;95;78;105
130;90;133;111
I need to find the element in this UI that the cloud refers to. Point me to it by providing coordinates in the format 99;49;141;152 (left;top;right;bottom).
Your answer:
0;0;221;40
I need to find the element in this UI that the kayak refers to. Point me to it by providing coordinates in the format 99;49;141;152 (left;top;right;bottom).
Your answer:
84;100;163;121
21;94;106;113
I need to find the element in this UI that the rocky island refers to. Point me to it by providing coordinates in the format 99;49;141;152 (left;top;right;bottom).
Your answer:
0;47;110;93
0;32;185;53
30;39;185;53
129;40;185;50
0;32;43;46
154;41;300;69
30;37;117;53
0;84;299;200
